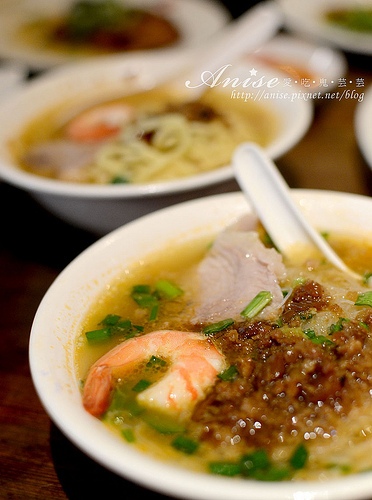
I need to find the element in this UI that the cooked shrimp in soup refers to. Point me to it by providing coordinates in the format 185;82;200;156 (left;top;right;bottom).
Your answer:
77;216;372;480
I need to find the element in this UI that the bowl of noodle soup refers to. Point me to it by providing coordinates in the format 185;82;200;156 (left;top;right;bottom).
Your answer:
0;52;312;234
30;189;372;500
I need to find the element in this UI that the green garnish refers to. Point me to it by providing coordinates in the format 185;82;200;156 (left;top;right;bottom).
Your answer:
241;291;273;319
99;314;121;325
203;318;234;335
355;291;372;307
85;327;112;342
111;176;130;184
218;365;239;381
65;0;137;40
209;444;307;481
304;329;335;346
328;317;349;334
171;435;199;455
132;379;152;392
146;355;167;368
143;413;186;434
209;462;241;477
289;443;308;470
131;281;183;321
85;314;142;342
149;304;159;321
155;279;184;300
121;428;135;443
363;272;372;285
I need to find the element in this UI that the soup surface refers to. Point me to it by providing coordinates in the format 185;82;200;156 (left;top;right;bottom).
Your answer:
76;216;372;481
13;86;278;184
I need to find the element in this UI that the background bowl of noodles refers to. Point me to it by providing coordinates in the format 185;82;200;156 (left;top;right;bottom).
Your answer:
0;51;312;234
30;189;372;500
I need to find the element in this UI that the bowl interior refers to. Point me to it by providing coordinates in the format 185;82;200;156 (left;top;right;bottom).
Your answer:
0;54;312;198
29;189;372;500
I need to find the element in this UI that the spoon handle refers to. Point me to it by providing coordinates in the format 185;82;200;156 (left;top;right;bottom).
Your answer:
233;142;361;281
184;1;282;97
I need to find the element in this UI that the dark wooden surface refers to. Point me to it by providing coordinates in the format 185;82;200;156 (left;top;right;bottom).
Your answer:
1;23;372;500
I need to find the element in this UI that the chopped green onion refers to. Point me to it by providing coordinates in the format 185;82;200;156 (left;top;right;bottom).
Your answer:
363;272;372;285
289;443;308;470
132;379;152;392
146;355;167;368
241;291;273;319
143;413;186;434
304;329;335;346
99;314;121;326
218;365;239;381
250;466;290;482
291;277;307;287
111;176;130;184
85;327;112;342
203;318;234;335
355;291;372;307
171;435;199;455
132;284;151;294
240;449;270;475
131;290;159;308
149;304;159;321
328;317;349;333
155;279;183;299
209;462;241;477
121;428;135;443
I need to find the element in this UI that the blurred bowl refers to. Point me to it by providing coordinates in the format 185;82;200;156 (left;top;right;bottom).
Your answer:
0;0;231;70
0;52;312;234
30;189;372;500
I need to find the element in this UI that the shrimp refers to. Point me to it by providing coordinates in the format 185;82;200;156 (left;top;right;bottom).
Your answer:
82;330;226;418
66;102;135;143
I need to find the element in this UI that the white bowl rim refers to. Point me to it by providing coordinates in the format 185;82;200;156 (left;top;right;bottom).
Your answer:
29;189;372;500
0;54;313;199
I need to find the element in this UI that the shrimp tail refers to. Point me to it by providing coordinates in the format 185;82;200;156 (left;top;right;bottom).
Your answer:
83;365;113;417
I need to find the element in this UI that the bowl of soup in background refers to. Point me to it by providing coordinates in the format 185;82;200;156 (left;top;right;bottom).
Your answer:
29;189;372;500
0;51;312;235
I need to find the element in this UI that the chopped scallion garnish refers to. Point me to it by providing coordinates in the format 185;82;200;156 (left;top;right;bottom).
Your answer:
289;443;308;470
304;329;335;346
85;327;112;342
241;291;273;319
121;428;135;442
355;291;372;307
132;379;152;392
171;435;199;455
155;279;183;299
218;365;239;381
203;318;234;335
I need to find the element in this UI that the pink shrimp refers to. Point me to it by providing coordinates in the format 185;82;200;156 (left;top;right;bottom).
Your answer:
82;330;225;418
66;102;135;143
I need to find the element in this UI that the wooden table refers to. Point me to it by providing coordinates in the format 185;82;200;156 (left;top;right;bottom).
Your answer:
1;46;372;499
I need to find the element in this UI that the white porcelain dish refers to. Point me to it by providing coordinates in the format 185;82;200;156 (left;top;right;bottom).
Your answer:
253;33;347;95
29;189;372;500
0;53;313;234
355;83;372;171
278;0;372;55
0;0;230;70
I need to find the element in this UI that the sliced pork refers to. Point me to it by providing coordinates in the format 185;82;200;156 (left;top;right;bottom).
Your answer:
21;140;99;181
192;220;286;325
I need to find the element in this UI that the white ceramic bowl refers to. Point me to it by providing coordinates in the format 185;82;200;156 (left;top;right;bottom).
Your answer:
0;0;230;70
0;52;312;235
278;0;372;55
355;83;372;171
30;189;372;500
253;33;347;95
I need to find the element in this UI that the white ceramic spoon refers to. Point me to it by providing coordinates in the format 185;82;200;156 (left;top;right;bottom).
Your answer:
233;142;361;281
